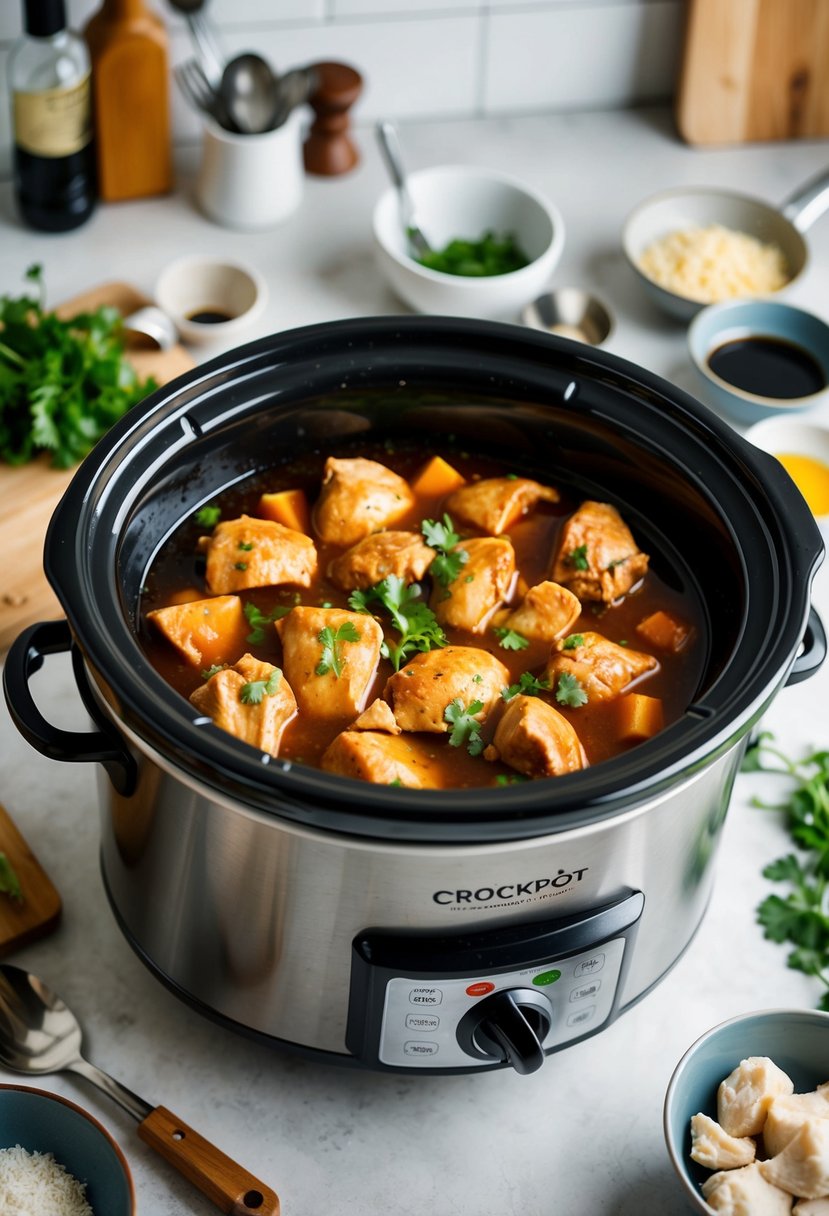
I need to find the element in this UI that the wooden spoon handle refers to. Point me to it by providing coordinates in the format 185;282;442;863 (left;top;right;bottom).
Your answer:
138;1105;280;1215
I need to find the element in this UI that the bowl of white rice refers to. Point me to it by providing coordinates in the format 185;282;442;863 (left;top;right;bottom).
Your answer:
0;1084;134;1215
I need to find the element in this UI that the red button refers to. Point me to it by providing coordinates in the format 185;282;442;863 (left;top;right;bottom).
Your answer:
466;981;495;997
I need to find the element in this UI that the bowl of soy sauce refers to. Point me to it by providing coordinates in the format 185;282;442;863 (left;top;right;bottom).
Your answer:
155;256;268;347
688;299;829;426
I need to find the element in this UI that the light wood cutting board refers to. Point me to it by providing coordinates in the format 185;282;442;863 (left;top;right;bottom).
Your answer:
676;0;829;145
0;802;61;956
0;283;194;654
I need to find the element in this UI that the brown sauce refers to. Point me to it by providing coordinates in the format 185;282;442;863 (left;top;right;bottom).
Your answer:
708;335;826;400
186;309;234;325
138;443;706;789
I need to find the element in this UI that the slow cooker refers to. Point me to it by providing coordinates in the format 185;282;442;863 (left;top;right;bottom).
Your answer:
4;318;825;1075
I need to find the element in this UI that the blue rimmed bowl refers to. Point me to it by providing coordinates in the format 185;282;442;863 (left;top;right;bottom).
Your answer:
664;1008;829;1214
0;1084;134;1214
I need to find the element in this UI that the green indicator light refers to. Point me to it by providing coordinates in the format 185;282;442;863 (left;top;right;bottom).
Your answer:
532;969;561;986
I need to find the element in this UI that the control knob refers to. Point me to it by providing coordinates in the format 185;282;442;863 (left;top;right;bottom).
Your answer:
457;988;552;1075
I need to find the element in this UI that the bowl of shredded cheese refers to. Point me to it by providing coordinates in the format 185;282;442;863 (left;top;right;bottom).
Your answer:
622;186;807;321
0;1084;134;1215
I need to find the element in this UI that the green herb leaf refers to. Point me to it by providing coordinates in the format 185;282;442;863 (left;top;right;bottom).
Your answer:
444;698;485;756
416;231;530;278
501;672;551;701
239;669;282;705
495;773;529;786
562;633;584;650
316;621;361;678
348;576;446;672
244;601;290;644
493;627;529;652
0;854;22;902
555;672;589;708
238;541;254;551
201;664;224;680
195;505;221;528
564;544;590;572
421;514;469;589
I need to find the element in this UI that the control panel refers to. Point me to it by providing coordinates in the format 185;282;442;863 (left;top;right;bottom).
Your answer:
346;889;644;1073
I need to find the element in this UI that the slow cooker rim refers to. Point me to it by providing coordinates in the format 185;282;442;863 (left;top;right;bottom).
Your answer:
43;316;824;842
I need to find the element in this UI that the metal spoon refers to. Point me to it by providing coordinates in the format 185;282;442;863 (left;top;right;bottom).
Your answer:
375;120;431;259
219;53;279;135
0;964;278;1216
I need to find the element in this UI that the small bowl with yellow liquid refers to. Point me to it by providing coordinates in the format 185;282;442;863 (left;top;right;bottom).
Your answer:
745;416;829;524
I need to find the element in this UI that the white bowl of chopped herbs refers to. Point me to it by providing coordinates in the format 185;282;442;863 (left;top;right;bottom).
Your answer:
372;165;565;320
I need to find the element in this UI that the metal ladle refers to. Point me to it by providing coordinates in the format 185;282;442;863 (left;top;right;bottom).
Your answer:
219;53;279;135
0;964;279;1216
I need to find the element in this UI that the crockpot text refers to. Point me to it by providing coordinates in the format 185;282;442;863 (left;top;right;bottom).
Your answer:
433;869;589;906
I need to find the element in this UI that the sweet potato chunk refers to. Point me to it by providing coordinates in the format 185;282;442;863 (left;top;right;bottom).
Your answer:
490;695;586;778
351;699;401;734
203;515;317;594
147;594;247;668
552;501;649;604
616;693;664;744
313;457;414;546
446;476;559;536
189;654;296;755
277;606;384;722
545;631;658;703
635;609;692;653
386;645;509;733
321;730;441;788
257;488;311;535
495;580;581;643
328;531;435;591
410;455;466;499
431;537;515;633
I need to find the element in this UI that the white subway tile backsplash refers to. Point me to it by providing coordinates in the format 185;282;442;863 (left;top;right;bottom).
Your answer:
483;0;683;113
330;0;481;16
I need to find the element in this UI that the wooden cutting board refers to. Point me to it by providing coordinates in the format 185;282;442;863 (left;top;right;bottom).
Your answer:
0;802;61;955
0;283;194;654
676;0;829;145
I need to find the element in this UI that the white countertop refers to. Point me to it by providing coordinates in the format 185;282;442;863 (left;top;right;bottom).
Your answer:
1;107;829;1216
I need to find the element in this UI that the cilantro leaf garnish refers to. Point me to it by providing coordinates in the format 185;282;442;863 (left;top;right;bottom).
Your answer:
0;854;22;902
238;541;254;551
493;627;529;652
501;672;551;701
239;669;282;705
444;698;485;756
316;621;361;678
555;672;588;708
562;633;584;650
564;544;590;572
195;504;221;528
421;513;469;589
495;773;529;786
244;600;290;644
348;576;446;672
201;664;224;680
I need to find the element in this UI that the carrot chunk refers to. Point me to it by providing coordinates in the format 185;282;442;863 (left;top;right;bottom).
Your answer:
410;455;466;499
147;595;247;668
257;489;311;535
616;693;664;744
635;609;691;653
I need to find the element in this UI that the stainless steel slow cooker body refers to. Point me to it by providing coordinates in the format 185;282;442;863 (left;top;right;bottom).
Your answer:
5;318;825;1075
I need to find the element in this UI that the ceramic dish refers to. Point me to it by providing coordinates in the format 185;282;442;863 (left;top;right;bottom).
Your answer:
664;1008;829;1214
372;165;565;320
155;255;267;346
522;287;613;346
0;1083;134;1214
745;416;829;522
687;299;829;426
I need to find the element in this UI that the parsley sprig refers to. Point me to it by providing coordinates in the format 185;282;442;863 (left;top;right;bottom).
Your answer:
421;514;469;589
493;626;529;651
0;264;158;468
445;698;485;756
564;544;590;572
240;669;282;705
562;633;584;650
349;576;446;672
745;734;829;1009
316;621;361;678
501;672;551;701
244;601;291;644
555;672;589;708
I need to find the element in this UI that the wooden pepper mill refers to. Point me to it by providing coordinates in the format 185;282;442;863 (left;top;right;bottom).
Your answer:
304;62;363;176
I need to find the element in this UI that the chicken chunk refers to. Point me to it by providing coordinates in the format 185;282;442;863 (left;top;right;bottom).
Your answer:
545;632;658;704
495;580;581;643
189;654;296;755
431;537;515;633
351;698;401;734
202;515;317;595
489;695;586;778
277;606;383;722
386;646;509;734
760;1119;829;1199
690;1113;757;1170
313;457;414;547
321;730;441;788
794;1201;829;1215
764;1094;829;1157
718;1056;794;1138
446;476;559;535
146;594;247;668
702;1163;793;1215
552;500;649;604
328;530;435;591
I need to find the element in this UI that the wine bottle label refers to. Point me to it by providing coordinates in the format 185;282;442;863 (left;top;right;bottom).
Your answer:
13;73;92;158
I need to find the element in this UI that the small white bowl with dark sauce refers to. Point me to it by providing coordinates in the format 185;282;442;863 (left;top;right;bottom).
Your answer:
155;256;267;346
688;299;829;426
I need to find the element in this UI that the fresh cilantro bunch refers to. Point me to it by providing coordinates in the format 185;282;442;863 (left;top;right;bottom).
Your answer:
421;514;468;590
0;265;157;468
746;734;829;1010
349;575;446;671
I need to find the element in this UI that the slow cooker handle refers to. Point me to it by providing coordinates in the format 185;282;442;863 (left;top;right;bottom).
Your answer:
2;620;137;797
786;608;827;686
